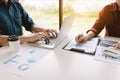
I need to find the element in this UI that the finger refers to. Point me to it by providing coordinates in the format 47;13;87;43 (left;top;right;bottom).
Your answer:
77;34;83;42
40;37;49;44
46;29;58;38
51;32;57;38
75;34;82;44
39;34;50;44
112;44;116;47
75;35;80;44
49;30;58;38
117;42;120;48
52;30;58;37
113;44;118;49
42;35;50;44
117;46;120;49
49;32;54;38
43;32;50;38
113;42;120;49
116;44;120;49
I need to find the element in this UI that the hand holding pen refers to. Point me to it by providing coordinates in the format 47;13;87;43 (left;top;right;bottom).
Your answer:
75;34;88;44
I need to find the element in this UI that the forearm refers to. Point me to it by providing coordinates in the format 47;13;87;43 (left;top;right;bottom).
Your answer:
84;31;96;40
0;35;28;46
0;35;9;46
19;33;43;44
31;25;45;33
19;36;29;44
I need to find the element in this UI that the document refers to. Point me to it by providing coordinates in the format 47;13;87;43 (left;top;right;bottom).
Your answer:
95;46;120;64
0;46;49;76
63;38;99;55
98;39;117;47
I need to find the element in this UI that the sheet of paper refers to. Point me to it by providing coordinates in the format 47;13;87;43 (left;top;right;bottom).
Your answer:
64;38;99;54
0;46;49;76
95;46;120;64
98;39;117;47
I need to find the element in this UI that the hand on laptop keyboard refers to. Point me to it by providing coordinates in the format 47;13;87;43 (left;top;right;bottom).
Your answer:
44;29;58;39
40;37;50;44
36;32;50;44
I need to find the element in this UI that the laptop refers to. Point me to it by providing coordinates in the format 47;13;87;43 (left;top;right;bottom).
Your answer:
29;13;76;49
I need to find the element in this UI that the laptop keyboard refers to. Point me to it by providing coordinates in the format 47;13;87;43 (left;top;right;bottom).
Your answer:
35;38;56;46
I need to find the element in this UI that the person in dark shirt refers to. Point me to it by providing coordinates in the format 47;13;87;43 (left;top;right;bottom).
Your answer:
75;0;120;49
0;0;58;46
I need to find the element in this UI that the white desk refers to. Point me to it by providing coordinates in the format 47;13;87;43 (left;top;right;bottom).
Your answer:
0;36;120;80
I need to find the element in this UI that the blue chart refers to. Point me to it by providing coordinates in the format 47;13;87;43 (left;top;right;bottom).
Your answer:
101;53;120;61
95;46;120;64
0;46;49;76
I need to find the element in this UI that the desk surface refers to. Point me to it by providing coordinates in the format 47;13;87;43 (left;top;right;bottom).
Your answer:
0;36;120;80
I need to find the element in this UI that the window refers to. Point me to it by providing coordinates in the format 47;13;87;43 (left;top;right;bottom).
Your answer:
19;0;115;36
19;0;59;35
63;0;115;36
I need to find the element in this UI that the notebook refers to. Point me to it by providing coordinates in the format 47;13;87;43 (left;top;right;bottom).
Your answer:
63;37;100;55
29;13;76;49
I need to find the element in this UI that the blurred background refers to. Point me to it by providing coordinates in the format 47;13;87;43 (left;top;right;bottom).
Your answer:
19;0;115;37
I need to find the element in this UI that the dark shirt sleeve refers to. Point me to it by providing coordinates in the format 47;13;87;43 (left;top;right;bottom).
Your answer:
87;6;107;36
0;29;1;35
17;3;35;31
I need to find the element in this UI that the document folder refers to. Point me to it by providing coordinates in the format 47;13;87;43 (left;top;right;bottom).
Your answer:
63;37;100;55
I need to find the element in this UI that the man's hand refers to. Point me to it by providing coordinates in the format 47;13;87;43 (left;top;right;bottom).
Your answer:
44;29;58;39
27;32;50;44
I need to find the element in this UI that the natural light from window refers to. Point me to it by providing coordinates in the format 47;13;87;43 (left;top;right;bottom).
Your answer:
20;0;115;37
63;0;115;36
